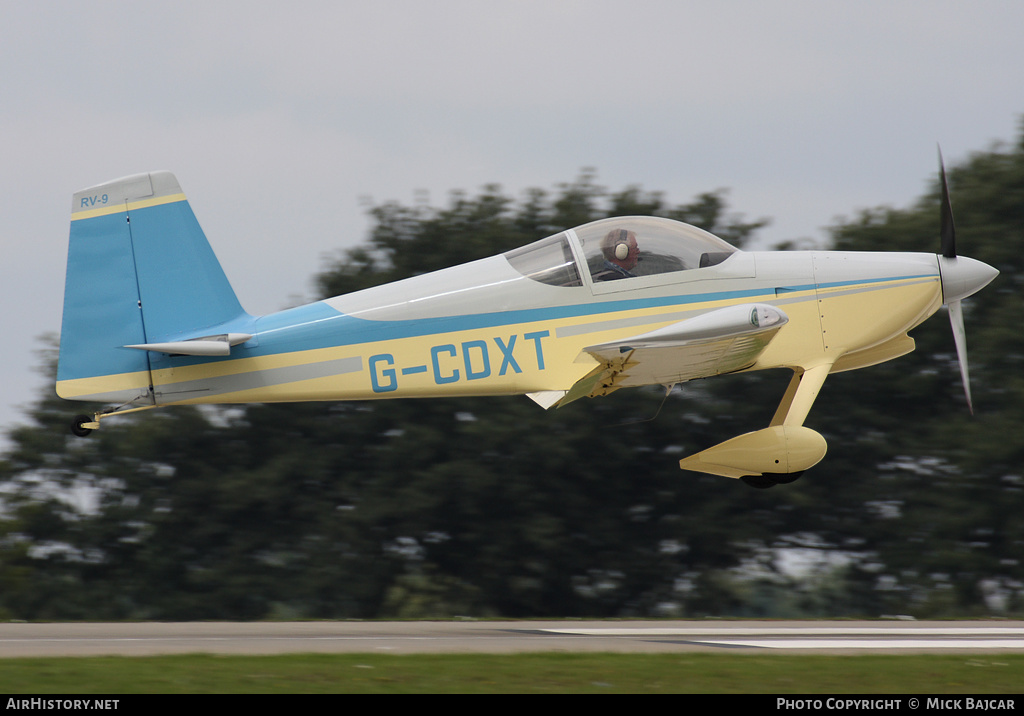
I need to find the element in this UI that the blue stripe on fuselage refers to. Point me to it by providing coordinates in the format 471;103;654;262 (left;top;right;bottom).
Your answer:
155;272;935;370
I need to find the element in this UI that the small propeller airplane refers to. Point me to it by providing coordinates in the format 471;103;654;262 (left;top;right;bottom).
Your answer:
57;159;998;487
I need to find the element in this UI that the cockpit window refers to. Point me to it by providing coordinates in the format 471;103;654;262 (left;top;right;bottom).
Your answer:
576;217;738;283
504;232;582;287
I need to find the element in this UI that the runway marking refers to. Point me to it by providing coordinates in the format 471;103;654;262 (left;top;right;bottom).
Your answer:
692;639;1024;650
540;627;1024;636
537;627;1024;650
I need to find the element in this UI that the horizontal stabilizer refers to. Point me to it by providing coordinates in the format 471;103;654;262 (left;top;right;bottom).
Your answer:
125;333;252;357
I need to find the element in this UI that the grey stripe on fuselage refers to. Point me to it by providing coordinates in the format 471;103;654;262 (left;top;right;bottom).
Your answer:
155;356;364;403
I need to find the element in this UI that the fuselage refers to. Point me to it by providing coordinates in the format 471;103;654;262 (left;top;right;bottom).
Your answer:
141;240;946;407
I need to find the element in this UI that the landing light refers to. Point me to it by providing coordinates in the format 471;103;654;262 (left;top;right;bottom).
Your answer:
751;306;784;328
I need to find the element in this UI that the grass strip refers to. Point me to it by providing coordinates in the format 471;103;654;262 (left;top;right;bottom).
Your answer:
0;652;1021;694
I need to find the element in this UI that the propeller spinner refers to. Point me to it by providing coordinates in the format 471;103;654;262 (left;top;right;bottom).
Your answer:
935;150;999;413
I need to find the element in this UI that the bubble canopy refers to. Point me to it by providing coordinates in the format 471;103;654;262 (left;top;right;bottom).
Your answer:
504;217;739;287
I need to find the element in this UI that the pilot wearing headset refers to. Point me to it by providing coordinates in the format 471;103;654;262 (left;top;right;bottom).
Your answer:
592;228;640;281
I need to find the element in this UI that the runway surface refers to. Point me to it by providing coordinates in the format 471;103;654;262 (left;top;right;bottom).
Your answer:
2;621;1024;657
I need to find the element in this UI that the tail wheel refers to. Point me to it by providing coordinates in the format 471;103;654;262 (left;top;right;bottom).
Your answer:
70;414;94;437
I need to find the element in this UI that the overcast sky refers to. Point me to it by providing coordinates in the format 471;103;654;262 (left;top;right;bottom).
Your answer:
2;1;1022;443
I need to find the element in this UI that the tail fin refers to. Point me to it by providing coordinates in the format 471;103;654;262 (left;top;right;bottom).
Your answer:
57;171;251;403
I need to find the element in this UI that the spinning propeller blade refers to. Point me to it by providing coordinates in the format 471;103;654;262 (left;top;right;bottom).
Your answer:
936;148;998;413
939;149;957;259
947;299;973;414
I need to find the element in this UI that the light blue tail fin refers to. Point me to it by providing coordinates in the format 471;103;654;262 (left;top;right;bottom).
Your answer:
57;171;251;403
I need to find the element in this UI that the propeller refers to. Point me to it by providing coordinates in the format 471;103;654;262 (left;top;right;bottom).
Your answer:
936;148;999;414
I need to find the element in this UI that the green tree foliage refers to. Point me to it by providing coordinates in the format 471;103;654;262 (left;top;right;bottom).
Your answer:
2;133;1022;620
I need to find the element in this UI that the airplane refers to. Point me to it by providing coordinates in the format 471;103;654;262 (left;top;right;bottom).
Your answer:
57;162;998;488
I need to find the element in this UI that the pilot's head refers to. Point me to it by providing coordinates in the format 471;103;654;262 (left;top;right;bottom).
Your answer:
601;229;639;269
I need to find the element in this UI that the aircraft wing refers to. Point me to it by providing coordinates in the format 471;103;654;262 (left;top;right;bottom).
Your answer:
547;303;788;408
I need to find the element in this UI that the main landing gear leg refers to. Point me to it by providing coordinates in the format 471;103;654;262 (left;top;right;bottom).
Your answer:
679;362;833;488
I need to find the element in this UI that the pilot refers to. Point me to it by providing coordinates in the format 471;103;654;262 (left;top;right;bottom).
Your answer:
592;228;640;281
